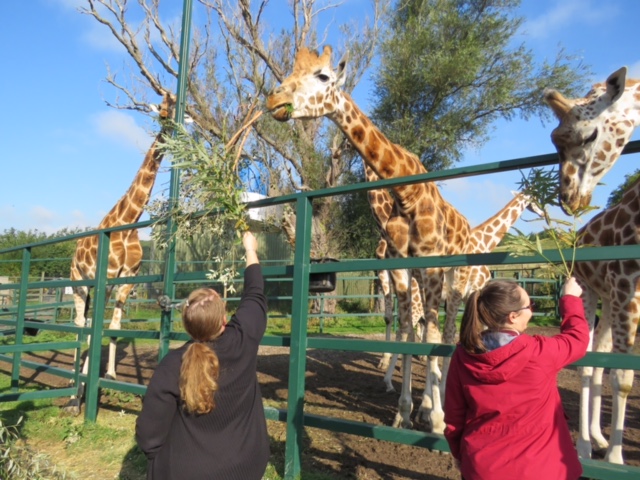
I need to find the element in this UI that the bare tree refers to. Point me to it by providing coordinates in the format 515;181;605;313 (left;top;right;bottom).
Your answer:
80;0;389;264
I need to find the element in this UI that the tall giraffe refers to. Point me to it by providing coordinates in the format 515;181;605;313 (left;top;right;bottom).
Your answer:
364;163;430;372
544;66;640;464
367;159;542;389
267;46;479;432
70;92;175;388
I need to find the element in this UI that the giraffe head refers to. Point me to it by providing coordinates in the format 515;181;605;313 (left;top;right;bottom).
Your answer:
543;67;635;214
266;45;347;122
149;92;177;121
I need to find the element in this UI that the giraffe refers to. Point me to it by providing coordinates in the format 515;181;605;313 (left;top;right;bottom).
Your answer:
438;190;543;395
267;45;479;432
367;157;542;389
69;92;175;402
363;162;429;372
544;66;640;464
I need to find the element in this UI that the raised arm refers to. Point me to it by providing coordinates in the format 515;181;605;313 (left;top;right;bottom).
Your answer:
243;231;259;267
548;276;589;369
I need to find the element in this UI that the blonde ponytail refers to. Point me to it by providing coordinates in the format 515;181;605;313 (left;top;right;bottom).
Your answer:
179;288;227;415
180;343;219;414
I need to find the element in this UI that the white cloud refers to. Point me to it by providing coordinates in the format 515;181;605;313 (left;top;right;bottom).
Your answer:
46;0;85;10
81;21;125;52
524;0;618;39
30;206;57;223
91;110;153;151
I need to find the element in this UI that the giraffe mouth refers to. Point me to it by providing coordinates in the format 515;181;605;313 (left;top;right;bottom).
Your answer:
270;104;293;122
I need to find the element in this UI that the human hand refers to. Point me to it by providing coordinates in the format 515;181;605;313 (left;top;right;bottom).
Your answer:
561;276;583;298
242;231;258;253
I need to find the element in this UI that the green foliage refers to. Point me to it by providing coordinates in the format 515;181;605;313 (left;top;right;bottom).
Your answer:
607;168;640;208
0;228;82;278
148;122;251;293
372;0;590;171
0;416;68;479
504;168;595;278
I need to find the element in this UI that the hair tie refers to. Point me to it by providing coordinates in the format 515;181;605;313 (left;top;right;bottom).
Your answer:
188;293;219;310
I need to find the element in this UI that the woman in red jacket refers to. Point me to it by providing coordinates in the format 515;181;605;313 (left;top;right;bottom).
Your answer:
444;277;588;480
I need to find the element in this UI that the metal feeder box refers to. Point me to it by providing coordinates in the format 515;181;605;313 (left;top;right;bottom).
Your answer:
23;318;45;337
309;258;339;293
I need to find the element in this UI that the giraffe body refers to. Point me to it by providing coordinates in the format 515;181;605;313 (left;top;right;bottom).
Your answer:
70;93;175;397
268;46;473;430
545;68;640;464
267;46;540;431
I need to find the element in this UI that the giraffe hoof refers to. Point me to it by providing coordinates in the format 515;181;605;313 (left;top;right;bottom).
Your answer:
63;400;81;416
105;373;117;381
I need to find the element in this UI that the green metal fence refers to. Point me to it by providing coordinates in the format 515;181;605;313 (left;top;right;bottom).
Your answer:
2;141;640;479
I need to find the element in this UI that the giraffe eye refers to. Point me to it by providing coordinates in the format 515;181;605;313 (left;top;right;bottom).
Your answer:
582;128;598;146
317;74;330;82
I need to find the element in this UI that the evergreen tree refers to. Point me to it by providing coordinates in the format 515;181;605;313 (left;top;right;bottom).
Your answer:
606;168;640;208
371;0;590;171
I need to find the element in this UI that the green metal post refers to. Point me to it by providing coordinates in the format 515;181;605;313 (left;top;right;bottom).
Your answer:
319;294;325;333
84;231;111;422
54;286;62;323
11;248;31;389
159;0;193;360
284;196;313;480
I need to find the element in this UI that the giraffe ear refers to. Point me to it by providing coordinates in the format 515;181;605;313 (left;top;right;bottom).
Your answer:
336;51;348;88
605;66;627;103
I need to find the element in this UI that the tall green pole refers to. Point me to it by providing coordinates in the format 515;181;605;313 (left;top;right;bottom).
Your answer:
284;196;313;479
11;248;31;389
159;0;193;360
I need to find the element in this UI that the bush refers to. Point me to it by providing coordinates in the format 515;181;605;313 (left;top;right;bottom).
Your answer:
0;416;68;479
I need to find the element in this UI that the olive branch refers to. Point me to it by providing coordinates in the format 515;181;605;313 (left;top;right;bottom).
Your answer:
147;109;264;294
504;168;596;279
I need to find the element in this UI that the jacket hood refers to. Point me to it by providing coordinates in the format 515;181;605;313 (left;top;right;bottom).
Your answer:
457;335;534;384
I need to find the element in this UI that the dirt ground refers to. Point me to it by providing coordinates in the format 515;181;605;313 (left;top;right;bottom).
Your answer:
4;326;640;480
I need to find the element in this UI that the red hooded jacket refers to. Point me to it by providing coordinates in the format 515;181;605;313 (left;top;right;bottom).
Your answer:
444;295;588;480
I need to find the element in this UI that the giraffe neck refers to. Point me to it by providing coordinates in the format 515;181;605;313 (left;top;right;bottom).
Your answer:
329;92;428;211
98;131;166;228
468;194;530;253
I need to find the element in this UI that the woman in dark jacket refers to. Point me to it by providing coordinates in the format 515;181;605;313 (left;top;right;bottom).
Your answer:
136;231;270;479
444;276;588;480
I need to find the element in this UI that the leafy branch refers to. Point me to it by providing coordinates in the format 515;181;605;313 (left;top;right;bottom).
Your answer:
147;119;256;294
504;168;596;278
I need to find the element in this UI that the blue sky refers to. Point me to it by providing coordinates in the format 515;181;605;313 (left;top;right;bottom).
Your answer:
2;0;639;241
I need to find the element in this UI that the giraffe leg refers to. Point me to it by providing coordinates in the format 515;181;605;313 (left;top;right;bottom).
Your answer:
378;270;395;370
603;297;638;464
575;289;598;459
106;284;134;380
589;304;613;453
415;268;445;432
604;367;634;464
577;364;594;459
383;350;400;392
388;269;414;429
64;286;90;415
